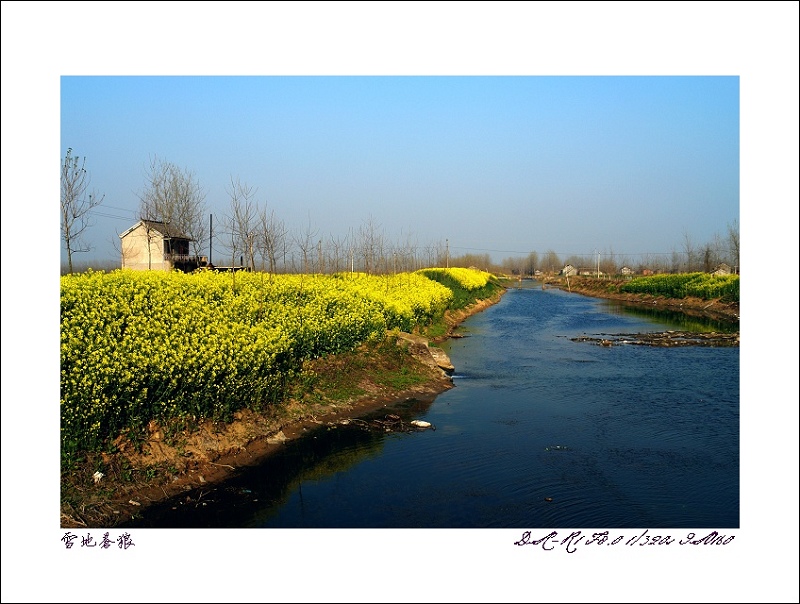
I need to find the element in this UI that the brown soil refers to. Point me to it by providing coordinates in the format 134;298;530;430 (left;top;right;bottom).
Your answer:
60;292;504;529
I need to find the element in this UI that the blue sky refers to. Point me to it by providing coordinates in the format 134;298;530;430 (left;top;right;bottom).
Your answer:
2;2;799;602
60;74;740;265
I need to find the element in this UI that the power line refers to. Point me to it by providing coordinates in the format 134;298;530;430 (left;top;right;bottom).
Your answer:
101;204;139;215
90;210;138;221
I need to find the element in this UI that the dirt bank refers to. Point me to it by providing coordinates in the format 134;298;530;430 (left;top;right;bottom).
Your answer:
554;276;740;325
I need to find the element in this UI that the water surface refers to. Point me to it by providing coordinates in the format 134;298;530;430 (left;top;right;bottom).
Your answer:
130;284;739;528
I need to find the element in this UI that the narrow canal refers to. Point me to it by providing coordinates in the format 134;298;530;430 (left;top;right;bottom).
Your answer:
129;284;739;528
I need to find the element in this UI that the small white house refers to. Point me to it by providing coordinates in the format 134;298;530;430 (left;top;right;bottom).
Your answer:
119;220;205;272
561;264;577;277
712;263;732;276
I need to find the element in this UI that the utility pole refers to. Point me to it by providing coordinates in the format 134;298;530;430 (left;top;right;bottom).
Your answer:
446;239;449;268
596;249;600;278
209;213;213;265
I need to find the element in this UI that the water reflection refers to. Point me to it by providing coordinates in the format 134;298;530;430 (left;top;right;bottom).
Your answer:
599;299;739;333
124;398;437;528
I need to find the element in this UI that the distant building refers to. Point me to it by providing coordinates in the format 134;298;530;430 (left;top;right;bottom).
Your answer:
620;266;634;276
712;263;732;276
561;264;577;277
119;220;207;272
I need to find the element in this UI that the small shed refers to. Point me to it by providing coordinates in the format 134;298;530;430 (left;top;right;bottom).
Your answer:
712;263;732;276
119;220;205;272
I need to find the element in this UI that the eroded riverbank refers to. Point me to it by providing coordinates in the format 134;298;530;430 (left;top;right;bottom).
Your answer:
555;276;740;325
61;293;504;528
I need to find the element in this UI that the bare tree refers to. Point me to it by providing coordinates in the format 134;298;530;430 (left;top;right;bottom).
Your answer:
542;249;562;276
256;204;287;273
422;243;438;269
712;232;727;270
61;148;105;274
395;229;419;273
727;219;740;273
501;256;524;276
225;176;259;271
137;156;207;260
294;214;320;274
357;216;385;274
701;243;714;272
600;247;617;276
329;232;350;273
667;250;680;273
524;251;539;276
681;230;697;272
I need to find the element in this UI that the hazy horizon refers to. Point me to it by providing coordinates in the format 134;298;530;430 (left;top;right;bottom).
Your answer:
60;75;739;269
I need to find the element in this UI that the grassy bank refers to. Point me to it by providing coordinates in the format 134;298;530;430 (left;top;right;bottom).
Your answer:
60;268;505;527
556;273;740;324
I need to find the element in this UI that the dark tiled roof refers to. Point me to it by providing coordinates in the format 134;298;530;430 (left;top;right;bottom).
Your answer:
139;220;192;240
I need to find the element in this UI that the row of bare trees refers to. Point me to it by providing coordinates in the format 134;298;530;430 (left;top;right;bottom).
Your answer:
498;224;740;277
61;151;741;277
500;251;741;279
131;162;453;275
224;175;452;274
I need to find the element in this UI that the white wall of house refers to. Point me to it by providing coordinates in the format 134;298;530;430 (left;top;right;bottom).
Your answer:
120;222;172;271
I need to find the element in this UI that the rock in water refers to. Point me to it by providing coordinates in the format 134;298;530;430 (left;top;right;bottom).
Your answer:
429;346;455;372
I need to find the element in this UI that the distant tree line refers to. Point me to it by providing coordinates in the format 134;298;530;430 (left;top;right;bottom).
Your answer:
61;150;740;277
497;222;740;278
